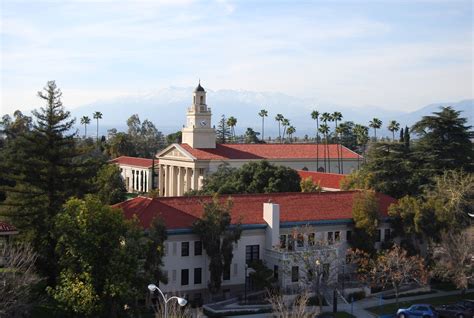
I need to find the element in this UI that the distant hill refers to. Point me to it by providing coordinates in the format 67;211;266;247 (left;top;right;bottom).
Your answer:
71;87;472;138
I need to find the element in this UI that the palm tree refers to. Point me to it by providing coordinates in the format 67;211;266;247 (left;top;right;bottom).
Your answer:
80;116;91;138
227;116;237;142
281;118;290;142
318;123;330;172
275;114;284;143
332;111;343;173
287;126;296;142
258;109;268;141
93;111;103;142
335;125;345;173
369;118;382;140
387;120;400;141
354;124;369;168
321;112;332;173
311;110;320;170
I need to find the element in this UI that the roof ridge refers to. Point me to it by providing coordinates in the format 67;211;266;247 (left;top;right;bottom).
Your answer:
297;170;346;177
142;190;361;202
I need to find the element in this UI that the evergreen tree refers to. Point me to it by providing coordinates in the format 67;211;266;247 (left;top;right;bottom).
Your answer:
412;107;472;172
404;126;410;149
94;164;127;205
216;114;231;144
193;195;241;294
0;81;95;284
399;128;404;142
143;217;168;286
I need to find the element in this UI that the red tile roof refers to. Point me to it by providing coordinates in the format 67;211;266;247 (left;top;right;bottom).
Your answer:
297;170;346;190
115;191;395;230
179;143;361;160
109;156;158;168
0;221;17;233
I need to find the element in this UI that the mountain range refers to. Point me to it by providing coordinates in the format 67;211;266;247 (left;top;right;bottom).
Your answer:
72;87;473;138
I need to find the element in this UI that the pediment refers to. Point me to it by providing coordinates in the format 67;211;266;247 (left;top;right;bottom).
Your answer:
156;144;195;161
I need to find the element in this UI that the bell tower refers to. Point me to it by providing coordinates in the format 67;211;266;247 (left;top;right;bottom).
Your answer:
181;82;216;149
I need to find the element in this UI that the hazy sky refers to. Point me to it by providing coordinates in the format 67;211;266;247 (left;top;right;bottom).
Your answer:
1;0;472;114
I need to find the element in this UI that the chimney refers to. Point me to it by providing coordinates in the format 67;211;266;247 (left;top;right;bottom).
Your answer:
263;203;280;250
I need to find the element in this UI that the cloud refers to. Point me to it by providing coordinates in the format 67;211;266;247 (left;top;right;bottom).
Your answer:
1;0;472;113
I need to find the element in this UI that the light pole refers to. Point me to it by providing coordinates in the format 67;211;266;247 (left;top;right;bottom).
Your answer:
148;284;187;318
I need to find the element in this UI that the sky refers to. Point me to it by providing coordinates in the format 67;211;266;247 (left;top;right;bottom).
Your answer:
1;0;472;114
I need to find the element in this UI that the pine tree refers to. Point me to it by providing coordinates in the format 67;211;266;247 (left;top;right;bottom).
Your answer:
399;129;404;143
0;81;95;285
404;126;410;150
216;114;231;144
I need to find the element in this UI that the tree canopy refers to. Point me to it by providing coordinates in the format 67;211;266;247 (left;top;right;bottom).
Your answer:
194;161;301;195
192;195;241;294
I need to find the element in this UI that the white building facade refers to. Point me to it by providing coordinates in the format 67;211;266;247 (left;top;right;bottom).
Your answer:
118;191;395;303
156;83;363;197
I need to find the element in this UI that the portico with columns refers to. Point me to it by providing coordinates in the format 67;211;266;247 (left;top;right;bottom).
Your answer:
156;82;362;197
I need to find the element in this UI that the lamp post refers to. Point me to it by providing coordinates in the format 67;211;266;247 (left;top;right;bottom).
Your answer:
148;284;187;318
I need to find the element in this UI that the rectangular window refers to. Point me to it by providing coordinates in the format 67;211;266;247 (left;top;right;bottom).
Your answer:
181;269;189;286
297;233;304;247
163;270;168;284
280;234;287;248
274;265;279;280
376;229;381;242
323;264;330;279
245;245;260;264
308;233;315;246
335;231;340;242
384;229;391;242
291;266;299;282
346;230;352;242
223;264;230;281
172;242;177;256
181;242;189;256
327;232;334;244
194;268;202;285
288;235;294;251
194;241;202;256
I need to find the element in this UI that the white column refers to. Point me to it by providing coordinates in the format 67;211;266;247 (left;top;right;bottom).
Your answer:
159;165;164;196
186;168;192;193
164;165;170;197
178;167;185;196
192;168;199;191
171;166;178;196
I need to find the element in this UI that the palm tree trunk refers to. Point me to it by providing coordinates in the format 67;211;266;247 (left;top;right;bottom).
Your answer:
326;135;330;173
278;123;281;143
262;117;264;141
316;120;319;170
84;124;87;138
392;131;395;141
96;119;99;142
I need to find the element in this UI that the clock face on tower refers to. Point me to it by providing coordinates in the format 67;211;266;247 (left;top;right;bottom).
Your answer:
199;120;207;127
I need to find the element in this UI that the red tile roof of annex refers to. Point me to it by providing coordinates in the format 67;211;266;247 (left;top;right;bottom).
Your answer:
115;191;395;230
179;143;362;161
0;221;17;233
109;156;158;168
297;170;346;190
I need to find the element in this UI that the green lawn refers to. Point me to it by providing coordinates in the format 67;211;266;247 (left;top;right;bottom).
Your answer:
367;292;474;316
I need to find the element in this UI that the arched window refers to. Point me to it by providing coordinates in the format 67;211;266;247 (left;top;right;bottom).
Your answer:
317;167;325;172
200;96;204;104
302;167;309;171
